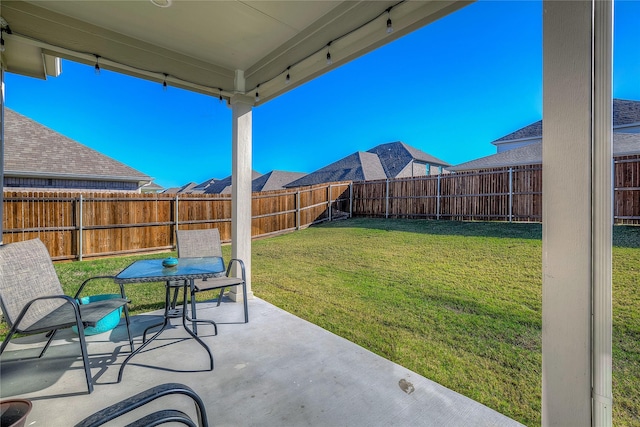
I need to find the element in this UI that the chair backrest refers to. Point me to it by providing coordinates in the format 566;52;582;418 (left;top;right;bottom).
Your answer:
0;238;65;328
176;229;223;259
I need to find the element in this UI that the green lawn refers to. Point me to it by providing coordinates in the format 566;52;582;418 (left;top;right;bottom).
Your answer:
1;219;639;425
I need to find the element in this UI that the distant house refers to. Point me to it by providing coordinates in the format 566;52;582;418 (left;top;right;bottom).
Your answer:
451;98;640;172
368;141;450;177
162;182;199;194
286;152;386;188
491;98;640;153
189;178;219;194
252;171;306;192
169;170;305;195
196;171;263;195
286;141;450;188
449;133;640;172
4;109;152;192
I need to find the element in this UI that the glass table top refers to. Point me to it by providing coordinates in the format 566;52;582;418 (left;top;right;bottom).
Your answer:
115;257;226;283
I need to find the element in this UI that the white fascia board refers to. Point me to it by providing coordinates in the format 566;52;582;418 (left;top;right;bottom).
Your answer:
5;170;152;182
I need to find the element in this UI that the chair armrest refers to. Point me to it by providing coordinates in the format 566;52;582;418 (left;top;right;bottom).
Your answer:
12;294;81;328
73;383;208;427
73;276;123;300
226;258;246;281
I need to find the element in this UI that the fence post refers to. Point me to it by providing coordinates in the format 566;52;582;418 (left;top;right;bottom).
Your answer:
385;179;390;219
174;194;179;247
296;190;300;230
78;194;83;261
349;182;353;218
508;168;513;223
437;174;441;220
328;184;332;222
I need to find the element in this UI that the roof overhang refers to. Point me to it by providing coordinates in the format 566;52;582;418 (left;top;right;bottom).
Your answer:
1;0;472;104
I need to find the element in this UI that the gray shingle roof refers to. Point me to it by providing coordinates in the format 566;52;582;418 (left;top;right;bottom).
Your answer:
4;108;151;182
286;141;449;188
163;182;198;194
192;178;219;192
493;99;640;143
614;99;640;126
493;121;543;143
367;141;450;177
285;152;386;188
451;133;640;171
202;171;263;194
252;171;306;192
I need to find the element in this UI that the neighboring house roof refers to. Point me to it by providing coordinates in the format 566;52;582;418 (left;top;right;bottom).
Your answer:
286;152;386;188
4;108;152;183
450;133;640;171
203;171;263;194
163;182;198;194
252;171;306;192
286;141;448;188
493;121;543;143
493;99;640;144
614;99;640;127
192;178;218;193
367;141;450;177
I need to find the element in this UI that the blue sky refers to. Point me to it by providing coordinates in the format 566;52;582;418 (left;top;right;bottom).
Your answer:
5;1;640;189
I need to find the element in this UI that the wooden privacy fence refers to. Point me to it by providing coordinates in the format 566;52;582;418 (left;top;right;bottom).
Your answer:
2;157;639;260
352;165;542;222
351;157;640;224
2;182;351;260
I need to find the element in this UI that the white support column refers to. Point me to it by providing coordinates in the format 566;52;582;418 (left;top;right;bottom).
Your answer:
0;63;5;244
230;92;254;301
542;1;613;426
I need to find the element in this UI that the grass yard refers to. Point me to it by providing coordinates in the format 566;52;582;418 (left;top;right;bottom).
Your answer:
1;218;639;425
250;219;640;426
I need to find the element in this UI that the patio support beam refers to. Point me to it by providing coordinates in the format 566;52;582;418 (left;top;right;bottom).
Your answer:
542;1;613;426
230;89;255;302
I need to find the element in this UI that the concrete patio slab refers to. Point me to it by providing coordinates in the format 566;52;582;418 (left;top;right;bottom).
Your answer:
1;298;523;426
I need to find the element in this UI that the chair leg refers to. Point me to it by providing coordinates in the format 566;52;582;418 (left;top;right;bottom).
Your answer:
242;282;248;323
39;329;58;358
216;287;225;307
0;326;17;356
75;322;94;394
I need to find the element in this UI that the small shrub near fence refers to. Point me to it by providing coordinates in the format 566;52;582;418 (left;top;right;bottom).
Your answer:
2;157;638;259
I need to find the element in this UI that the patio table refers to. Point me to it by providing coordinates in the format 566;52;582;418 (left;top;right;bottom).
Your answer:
114;257;225;382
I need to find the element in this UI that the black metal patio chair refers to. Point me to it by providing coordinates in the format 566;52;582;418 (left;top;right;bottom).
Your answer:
0;238;133;394
177;229;248;332
74;382;208;427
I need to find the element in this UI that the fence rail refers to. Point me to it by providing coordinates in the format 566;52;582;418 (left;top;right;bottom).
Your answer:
2;156;638;260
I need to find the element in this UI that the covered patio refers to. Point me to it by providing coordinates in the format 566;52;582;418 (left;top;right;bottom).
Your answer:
0;298;521;426
1;1;615;425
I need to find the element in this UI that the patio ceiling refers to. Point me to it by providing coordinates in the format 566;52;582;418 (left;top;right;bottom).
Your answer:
0;0;472;104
